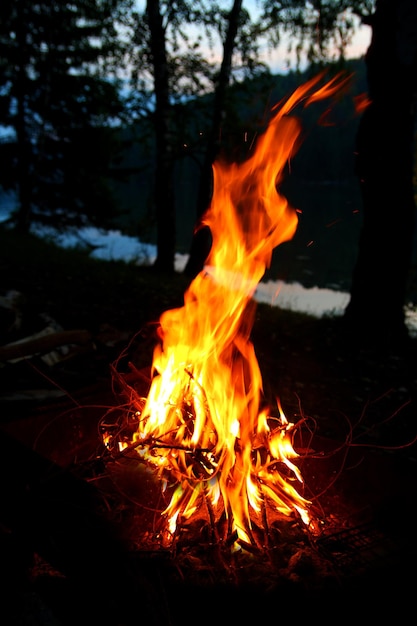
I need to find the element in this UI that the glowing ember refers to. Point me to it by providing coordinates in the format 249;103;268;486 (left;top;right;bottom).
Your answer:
103;71;350;549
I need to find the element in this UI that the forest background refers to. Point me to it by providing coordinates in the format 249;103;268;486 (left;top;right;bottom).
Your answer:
1;0;416;341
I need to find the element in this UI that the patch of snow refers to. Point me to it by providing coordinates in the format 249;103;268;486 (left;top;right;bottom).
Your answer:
7;220;417;334
52;226;351;319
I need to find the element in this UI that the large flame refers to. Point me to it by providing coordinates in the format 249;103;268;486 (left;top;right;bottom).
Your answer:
106;71;350;548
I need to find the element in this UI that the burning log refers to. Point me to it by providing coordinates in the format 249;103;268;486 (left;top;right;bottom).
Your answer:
103;383;313;548
0;328;93;363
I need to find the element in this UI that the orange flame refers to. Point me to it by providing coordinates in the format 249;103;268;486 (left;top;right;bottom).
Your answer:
107;72;349;548
354;92;371;115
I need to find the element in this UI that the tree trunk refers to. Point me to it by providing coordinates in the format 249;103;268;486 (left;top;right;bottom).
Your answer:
14;9;33;234
146;0;176;273
344;0;417;347
15;97;33;234
183;0;243;279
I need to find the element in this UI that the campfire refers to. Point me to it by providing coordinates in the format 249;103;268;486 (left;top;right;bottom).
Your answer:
102;71;351;552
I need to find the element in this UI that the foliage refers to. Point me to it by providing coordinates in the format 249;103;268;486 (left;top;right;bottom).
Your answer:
122;1;268;119
0;0;375;243
259;1;375;67
120;1;377;273
0;1;377;246
0;0;131;232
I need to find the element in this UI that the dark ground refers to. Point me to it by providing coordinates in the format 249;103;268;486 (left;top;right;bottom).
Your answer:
1;230;417;624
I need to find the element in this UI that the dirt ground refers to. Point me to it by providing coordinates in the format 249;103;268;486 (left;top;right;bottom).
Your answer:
1;242;417;624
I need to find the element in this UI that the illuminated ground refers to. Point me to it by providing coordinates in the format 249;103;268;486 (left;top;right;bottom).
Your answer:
1;231;417;623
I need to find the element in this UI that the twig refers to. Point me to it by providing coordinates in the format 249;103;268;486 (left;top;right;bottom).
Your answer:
260;485;270;548
0;329;92;361
204;488;220;544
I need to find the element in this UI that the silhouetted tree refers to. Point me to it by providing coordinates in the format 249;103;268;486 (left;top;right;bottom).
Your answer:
144;0;177;273
258;0;417;344
127;1;265;273
343;0;417;345
0;0;128;233
184;0;366;278
184;0;244;278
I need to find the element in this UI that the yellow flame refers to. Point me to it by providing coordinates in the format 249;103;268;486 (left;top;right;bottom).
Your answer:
120;72;349;545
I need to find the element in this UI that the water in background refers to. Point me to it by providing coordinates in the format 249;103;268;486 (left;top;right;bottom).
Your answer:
2;192;416;332
29;225;353;318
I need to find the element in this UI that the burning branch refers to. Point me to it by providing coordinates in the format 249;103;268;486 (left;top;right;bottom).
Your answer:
103;71;351;551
